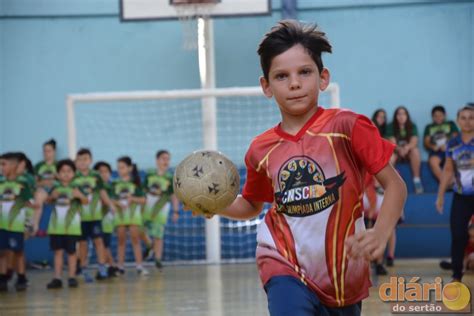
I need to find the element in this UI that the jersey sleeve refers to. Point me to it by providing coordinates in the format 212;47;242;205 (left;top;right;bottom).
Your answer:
106;181;116;200
423;124;430;138
412;123;419;137
351;115;396;175
134;183;145;197
167;173;174;195
19;179;34;201
241;147;274;203
34;162;42;176
446;138;456;160
385;123;394;138
95;173;105;190
142;173;149;191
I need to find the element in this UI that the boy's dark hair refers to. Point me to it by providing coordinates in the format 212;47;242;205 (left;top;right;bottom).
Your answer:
431;105;446;116
15;152;34;175
77;148;92;158
93;161;112;173
392;106;415;142
156;150;170;159
257;20;332;80
44;138;57;150
117;156;141;187
457;104;474;118
57;159;76;173
1;152;20;162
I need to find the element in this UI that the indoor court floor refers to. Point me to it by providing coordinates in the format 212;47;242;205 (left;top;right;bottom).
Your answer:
1;259;472;316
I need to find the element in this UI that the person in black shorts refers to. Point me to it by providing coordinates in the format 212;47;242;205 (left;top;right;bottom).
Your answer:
46;159;88;289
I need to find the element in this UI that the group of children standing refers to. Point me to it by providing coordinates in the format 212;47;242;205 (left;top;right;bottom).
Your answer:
0;141;179;291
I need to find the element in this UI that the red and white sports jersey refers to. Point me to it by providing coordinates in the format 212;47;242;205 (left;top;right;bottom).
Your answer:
242;106;395;307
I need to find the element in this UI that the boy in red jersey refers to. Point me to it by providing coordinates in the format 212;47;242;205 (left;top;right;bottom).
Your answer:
192;20;407;315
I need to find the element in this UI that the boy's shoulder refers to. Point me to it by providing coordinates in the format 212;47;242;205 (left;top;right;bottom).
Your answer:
447;135;462;148
246;107;361;161
308;107;367;135
34;160;45;170
145;169;156;177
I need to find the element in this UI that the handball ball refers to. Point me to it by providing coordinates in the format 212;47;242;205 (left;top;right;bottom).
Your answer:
173;150;240;215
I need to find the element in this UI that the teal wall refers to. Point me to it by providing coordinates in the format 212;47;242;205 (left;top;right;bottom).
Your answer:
1;0;473;163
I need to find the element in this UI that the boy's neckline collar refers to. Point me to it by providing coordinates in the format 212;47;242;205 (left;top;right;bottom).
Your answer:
274;106;324;142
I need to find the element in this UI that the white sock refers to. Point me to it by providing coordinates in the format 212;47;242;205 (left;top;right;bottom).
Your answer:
413;177;421;182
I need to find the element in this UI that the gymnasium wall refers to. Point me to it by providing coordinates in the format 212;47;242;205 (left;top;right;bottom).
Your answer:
0;0;473;163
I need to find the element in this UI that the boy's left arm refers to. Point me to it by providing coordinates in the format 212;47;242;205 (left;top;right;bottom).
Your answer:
346;164;406;260
345;115;407;261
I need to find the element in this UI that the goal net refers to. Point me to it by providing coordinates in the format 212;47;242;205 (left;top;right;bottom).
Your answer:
67;84;340;264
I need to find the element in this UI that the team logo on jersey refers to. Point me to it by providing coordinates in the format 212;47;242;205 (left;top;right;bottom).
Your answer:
55;187;73;206
456;150;474;170
74;177;97;195
115;182;135;200
39;165;56;180
0;182;22;201
274;156;345;217
147;176;170;196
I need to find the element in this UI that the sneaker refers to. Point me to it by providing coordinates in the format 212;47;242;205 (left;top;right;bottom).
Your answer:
137;266;150;276
155;260;163;270
386;257;394;267
117;268;125;276
414;179;424;194
47;278;63;289
440;260;453;270
15;277;28;292
375;264;388;276
68;278;78;288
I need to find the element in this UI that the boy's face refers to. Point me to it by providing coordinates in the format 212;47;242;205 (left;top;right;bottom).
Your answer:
457;109;474;133
98;166;111;183
3;159;18;177
58;165;75;183
260;44;329;117
76;154;91;172
156;153;170;171
432;111;445;125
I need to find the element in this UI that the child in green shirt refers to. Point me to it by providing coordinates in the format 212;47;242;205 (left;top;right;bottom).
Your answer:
112;156;148;275
142;150;179;270
46;159;88;289
0;152;34;292
93;161;119;277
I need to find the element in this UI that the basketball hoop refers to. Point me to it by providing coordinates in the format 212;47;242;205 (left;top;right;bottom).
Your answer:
172;0;219;50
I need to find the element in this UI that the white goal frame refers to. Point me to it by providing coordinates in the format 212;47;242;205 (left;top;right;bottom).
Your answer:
66;83;340;264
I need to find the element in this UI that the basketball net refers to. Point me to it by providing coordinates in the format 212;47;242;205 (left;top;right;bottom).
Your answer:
174;4;215;50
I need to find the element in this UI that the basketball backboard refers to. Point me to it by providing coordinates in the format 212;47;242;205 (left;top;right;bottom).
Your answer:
120;0;271;21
